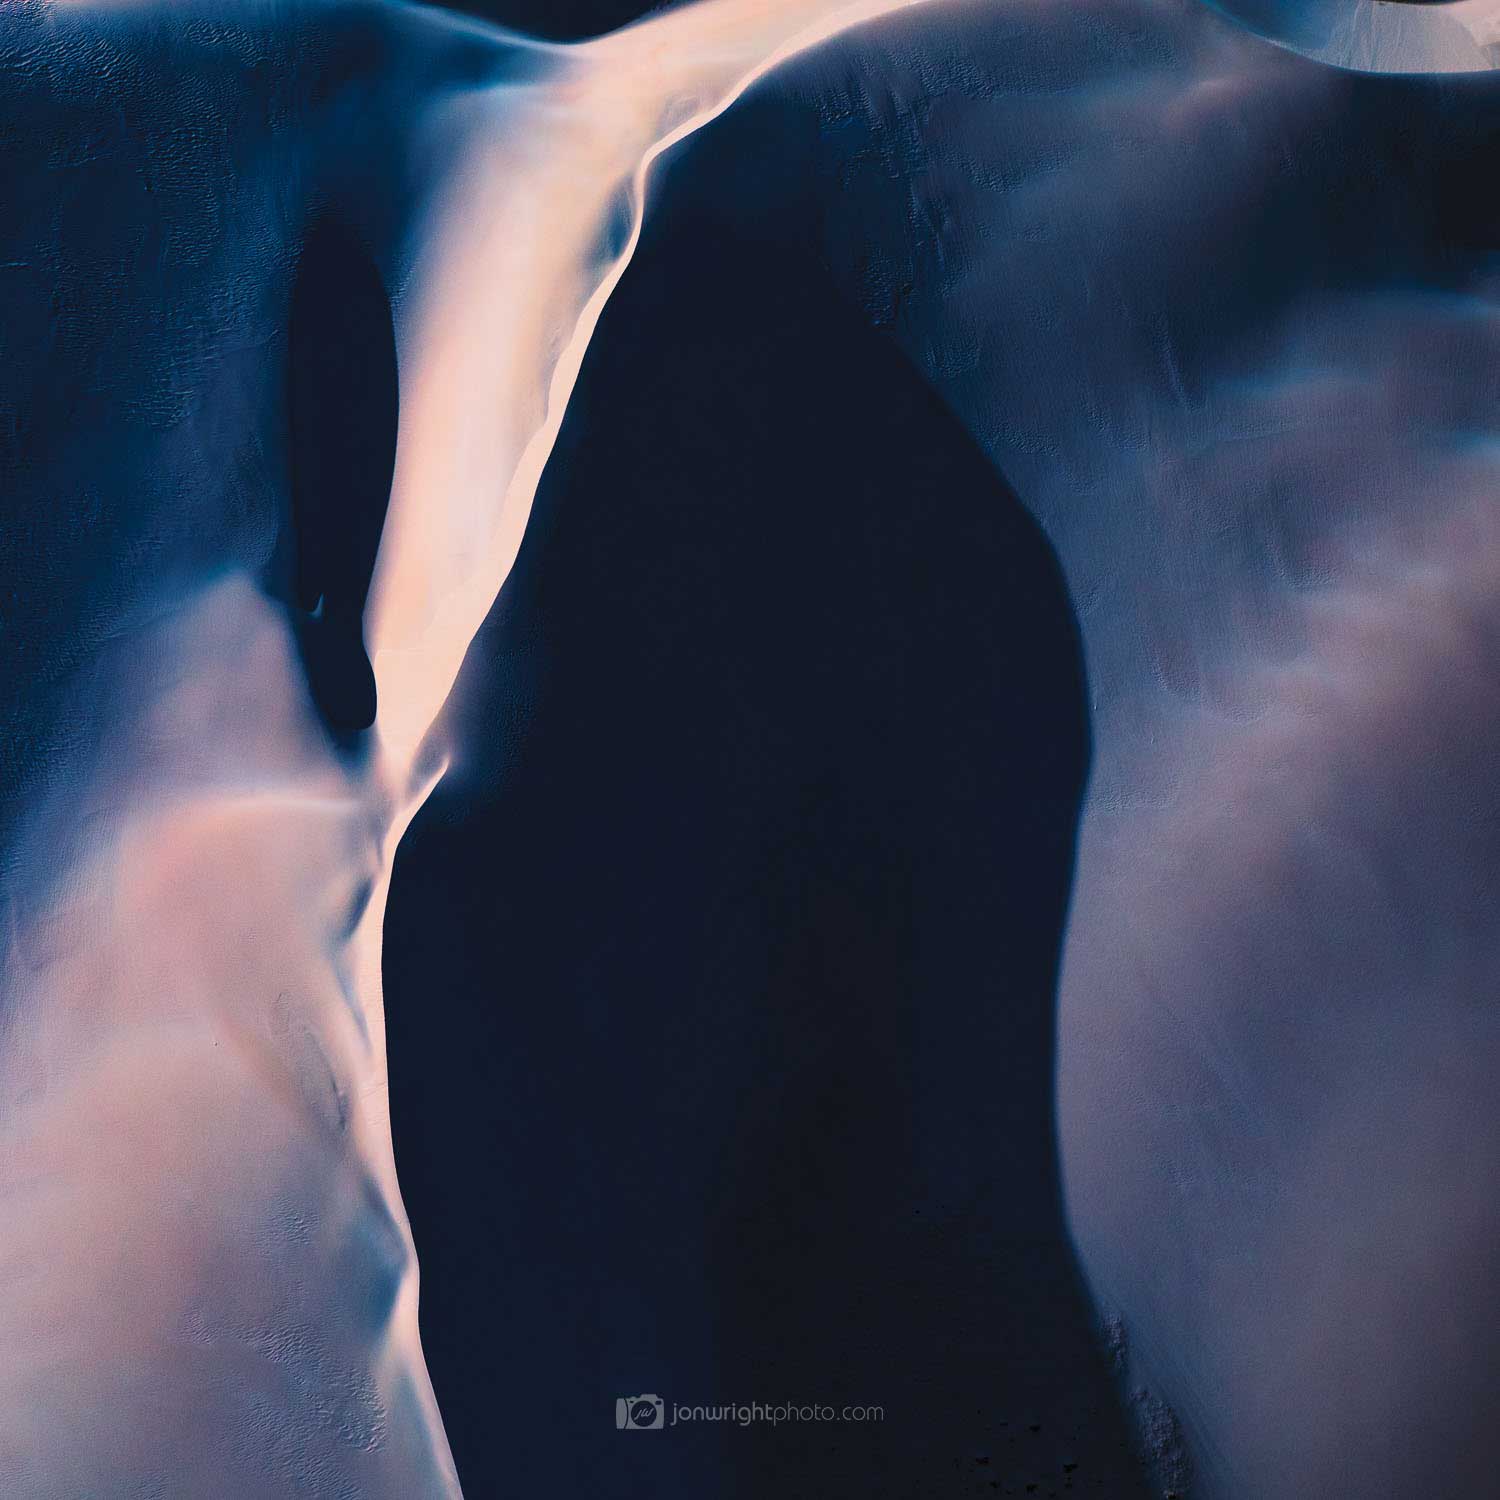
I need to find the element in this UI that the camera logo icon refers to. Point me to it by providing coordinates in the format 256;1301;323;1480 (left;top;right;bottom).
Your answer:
616;1394;665;1431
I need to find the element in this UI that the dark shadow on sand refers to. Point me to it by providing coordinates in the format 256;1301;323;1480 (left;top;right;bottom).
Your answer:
382;124;1147;1500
